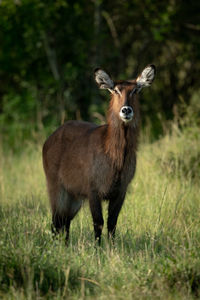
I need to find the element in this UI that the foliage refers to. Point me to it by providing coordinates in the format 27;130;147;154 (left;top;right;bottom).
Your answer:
0;121;199;299
0;0;200;147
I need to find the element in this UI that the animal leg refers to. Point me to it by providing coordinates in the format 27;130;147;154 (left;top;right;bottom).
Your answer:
65;196;82;243
89;192;104;245
107;193;126;240
49;184;82;242
48;182;66;235
51;212;65;235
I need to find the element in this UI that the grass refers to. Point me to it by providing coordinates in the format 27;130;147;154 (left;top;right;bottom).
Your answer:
0;123;200;299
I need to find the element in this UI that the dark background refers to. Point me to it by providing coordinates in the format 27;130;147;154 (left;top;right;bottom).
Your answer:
0;0;200;147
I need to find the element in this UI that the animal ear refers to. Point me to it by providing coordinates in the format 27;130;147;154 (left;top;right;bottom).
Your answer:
136;64;156;91
94;68;114;92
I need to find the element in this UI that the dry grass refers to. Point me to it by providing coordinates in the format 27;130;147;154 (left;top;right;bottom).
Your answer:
0;123;200;299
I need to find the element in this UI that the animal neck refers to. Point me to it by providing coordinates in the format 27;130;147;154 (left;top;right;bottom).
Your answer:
104;116;138;170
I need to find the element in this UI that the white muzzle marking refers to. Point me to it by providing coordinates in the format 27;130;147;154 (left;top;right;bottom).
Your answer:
119;106;134;123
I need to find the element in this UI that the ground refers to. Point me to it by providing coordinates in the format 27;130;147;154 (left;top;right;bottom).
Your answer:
0;123;200;299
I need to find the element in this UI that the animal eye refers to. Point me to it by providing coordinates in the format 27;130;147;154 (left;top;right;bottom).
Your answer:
114;87;122;97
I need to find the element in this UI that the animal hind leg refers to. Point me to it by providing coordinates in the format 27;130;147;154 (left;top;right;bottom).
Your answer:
48;182;82;242
51;213;65;235
65;195;82;243
48;183;68;236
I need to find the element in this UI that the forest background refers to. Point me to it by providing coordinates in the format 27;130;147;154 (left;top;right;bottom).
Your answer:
0;0;200;147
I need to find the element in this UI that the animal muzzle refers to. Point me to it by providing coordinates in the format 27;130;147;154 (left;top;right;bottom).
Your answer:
119;106;134;122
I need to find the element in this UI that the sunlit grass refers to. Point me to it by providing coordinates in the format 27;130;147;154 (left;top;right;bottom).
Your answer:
0;124;200;299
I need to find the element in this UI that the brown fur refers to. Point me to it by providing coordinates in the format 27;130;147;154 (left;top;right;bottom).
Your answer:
42;70;152;244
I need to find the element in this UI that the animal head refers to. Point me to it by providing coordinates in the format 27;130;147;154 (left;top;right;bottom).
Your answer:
94;65;156;125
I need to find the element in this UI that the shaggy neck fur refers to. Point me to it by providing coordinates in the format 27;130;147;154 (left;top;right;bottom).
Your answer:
105;109;139;170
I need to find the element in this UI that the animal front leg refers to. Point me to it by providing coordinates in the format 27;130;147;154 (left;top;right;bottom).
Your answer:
89;193;104;245
107;193;125;240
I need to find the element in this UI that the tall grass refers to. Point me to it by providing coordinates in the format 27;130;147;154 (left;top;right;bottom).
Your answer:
0;121;200;299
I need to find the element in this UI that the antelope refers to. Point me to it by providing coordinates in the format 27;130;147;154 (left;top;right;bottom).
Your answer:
42;64;156;244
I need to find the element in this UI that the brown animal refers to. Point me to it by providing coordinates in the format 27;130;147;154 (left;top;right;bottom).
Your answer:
42;65;156;244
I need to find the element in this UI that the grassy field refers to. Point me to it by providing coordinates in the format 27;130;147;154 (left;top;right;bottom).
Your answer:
0;123;200;299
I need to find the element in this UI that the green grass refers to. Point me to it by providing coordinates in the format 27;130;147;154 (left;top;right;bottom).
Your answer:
0;123;200;299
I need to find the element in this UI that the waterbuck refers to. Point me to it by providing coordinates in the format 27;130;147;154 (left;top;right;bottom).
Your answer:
42;64;156;244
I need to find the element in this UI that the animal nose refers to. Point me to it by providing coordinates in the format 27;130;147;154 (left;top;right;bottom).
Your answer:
121;106;133;115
